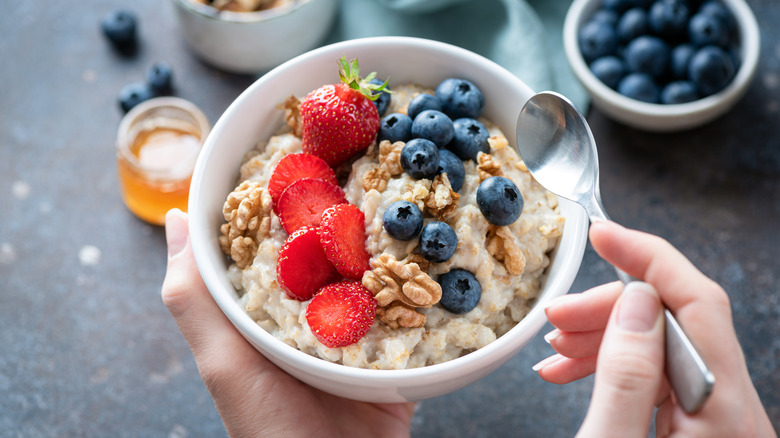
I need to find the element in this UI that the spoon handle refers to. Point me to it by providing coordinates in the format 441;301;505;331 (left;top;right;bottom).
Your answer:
616;268;715;413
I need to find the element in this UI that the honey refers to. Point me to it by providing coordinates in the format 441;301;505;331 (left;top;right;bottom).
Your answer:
116;98;210;225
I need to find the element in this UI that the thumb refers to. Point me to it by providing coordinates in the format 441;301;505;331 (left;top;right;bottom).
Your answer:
577;281;665;438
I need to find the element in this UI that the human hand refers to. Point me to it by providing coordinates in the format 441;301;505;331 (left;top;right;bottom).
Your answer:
534;221;776;437
160;209;415;438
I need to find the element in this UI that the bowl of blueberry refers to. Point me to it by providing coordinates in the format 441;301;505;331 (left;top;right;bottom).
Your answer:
563;0;760;131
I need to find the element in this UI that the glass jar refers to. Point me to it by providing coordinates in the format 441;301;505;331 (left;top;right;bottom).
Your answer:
116;97;210;225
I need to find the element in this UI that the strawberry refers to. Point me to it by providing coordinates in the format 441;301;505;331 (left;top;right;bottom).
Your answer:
305;280;377;348
277;226;341;301
268;153;338;209
319;204;371;280
299;57;387;167
277;178;347;234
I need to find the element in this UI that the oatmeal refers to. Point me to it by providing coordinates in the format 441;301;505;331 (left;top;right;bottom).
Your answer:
222;75;564;370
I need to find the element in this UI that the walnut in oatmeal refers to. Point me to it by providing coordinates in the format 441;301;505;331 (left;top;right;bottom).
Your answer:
219;180;272;269
362;253;442;329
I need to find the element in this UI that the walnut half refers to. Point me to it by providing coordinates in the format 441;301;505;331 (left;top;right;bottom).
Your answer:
362;254;442;328
218;180;272;269
486;225;526;276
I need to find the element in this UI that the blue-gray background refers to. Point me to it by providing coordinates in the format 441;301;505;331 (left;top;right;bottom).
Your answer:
1;0;778;436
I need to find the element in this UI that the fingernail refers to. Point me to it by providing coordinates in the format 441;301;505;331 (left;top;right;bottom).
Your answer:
544;293;578;312
617;282;660;332
532;354;564;372
544;329;561;344
165;209;188;258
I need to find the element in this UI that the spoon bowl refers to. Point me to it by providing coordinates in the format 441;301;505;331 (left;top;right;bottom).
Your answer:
515;92;603;219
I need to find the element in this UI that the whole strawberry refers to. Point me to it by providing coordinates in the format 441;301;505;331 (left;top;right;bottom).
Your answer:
300;57;387;167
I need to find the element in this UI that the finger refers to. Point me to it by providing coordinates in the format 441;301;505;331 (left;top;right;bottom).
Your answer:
161;210;280;378
589;221;728;314
534;354;597;384
577;281;665;437
546;329;605;359
544;282;622;332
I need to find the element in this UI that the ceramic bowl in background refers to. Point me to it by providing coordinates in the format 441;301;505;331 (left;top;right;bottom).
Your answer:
563;0;760;132
170;0;338;74
188;36;589;403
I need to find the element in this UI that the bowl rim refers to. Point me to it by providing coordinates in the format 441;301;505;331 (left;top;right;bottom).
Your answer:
189;36;589;384
563;0;761;117
171;0;311;23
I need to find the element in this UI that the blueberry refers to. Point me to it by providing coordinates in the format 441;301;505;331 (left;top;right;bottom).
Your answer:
145;62;173;96
382;201;423;241
401;138;440;180
670;43;696;79
623;35;670;78
118;81;155;113
411;110;455;148
591;9;619;26
101;9;138;51
688;45;735;96
438;269;481;314
617;73;660;103
578;20;618;63
437;149;465;192
602;0;638;12
420;221;458;263
435;78;485;119
688;12;729;48
378;112;412;143
476;176;524;226
699;0;736;37
369;78;391;116
660;80;699;104
590;56;627;90
617;8;648;43
447;118;490;162
648;0;690;41
407;93;442;120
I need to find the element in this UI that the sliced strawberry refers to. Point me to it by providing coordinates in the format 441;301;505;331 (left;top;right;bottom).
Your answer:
277;226;341;301
319;204;371;280
276;178;347;235
305;280;377;348
268;153;338;209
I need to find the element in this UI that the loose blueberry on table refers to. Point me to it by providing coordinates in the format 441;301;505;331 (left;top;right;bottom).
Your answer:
118;82;155;113
145;62;174;96
101;9;137;51
579;0;739;104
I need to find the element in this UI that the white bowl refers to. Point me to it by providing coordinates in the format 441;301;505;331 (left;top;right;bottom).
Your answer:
563;0;760;132
188;36;589;403
170;0;338;74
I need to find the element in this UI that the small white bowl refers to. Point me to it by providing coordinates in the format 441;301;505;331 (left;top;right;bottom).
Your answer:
188;36;589;403
563;0;760;132
170;0;338;74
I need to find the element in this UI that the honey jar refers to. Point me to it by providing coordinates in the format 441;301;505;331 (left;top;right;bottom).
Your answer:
116;97;210;225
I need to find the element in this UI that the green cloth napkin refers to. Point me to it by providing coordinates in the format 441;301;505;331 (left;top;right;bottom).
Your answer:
326;0;589;111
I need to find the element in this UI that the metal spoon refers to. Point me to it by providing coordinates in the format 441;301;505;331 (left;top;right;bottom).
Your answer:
515;91;714;413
